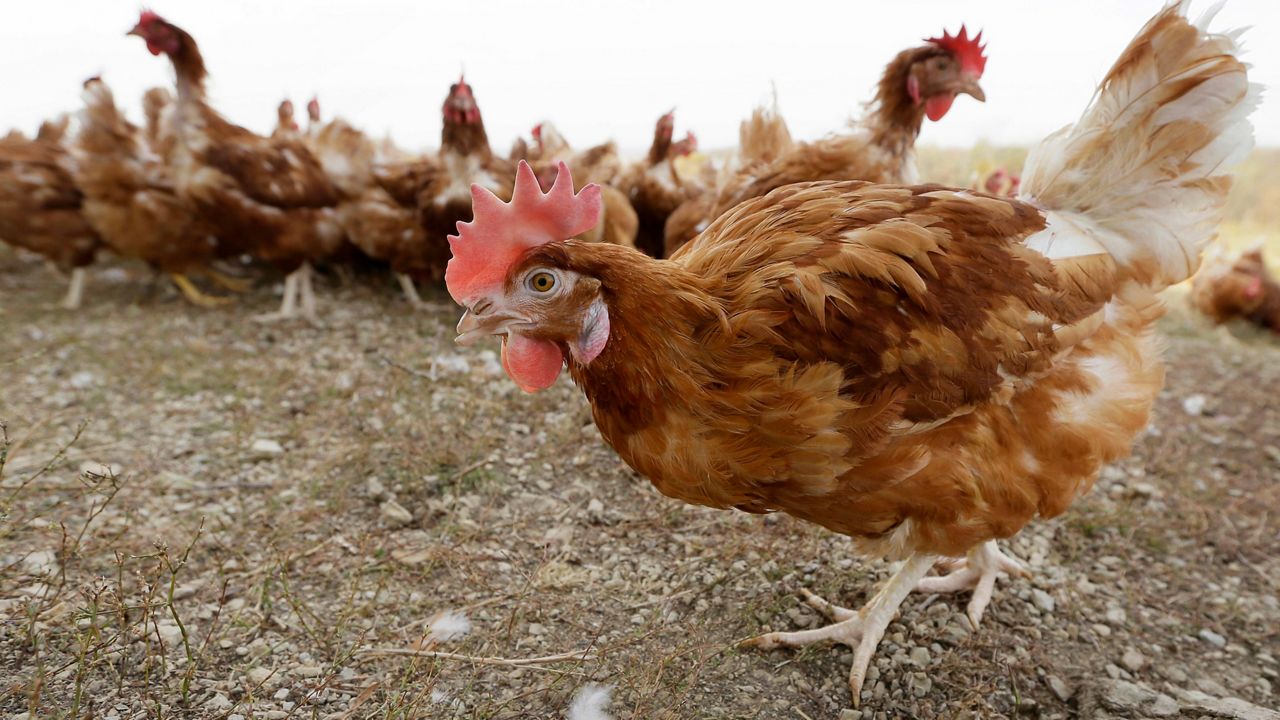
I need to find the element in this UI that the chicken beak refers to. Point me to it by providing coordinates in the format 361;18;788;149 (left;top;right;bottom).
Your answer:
455;307;529;346
126;24;144;38
956;74;986;103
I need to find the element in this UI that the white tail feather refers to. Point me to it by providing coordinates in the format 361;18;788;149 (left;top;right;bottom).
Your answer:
1020;0;1258;288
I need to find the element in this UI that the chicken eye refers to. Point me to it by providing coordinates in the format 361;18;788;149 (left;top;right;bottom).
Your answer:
528;271;557;293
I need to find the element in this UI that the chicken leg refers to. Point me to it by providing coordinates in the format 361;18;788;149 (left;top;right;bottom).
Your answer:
200;268;253;294
297;262;318;320
396;273;427;310
61;267;86;310
253;269;300;323
742;554;936;705
171;273;233;308
915;540;1028;627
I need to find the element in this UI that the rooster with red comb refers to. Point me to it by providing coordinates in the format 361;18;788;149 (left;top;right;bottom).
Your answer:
448;1;1254;705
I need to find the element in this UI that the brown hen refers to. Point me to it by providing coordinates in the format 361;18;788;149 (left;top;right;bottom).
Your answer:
74;76;231;306
0;120;99;308
129;12;346;321
1191;246;1280;333
446;3;1255;704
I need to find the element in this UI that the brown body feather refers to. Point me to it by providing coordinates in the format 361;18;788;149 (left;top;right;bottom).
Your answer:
517;182;1156;557
0;129;99;270
74;79;219;274
158;23;345;271
617;113;703;258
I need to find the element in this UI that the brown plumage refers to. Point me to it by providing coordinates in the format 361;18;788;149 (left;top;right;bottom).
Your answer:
664;30;987;255
448;3;1254;704
1191;247;1280;333
416;77;515;268
0;119;99;308
141;87;176;161
309;115;439;306
73;77;227;306
129;12;346;320
616;111;703;257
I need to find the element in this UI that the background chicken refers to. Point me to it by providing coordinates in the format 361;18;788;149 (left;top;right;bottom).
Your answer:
664;103;794;256
664;26;987;255
74;77;233;306
446;2;1253;706
273;99;301;140
0;116;99;308
415;77;515;264
616;110;702;258
1192;246;1280;333
309;113;437;307
521;122;637;248
129;12;346;321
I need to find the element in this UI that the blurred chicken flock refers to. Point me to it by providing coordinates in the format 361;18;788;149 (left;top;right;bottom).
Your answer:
1;10;1274;331
0;2;1275;712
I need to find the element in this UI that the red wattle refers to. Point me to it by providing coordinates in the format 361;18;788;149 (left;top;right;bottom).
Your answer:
501;334;563;393
925;93;956;121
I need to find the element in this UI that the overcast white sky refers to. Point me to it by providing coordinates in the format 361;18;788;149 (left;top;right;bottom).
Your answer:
3;1;1275;155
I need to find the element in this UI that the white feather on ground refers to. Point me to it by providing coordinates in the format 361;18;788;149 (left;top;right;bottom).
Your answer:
567;683;614;720
426;611;471;643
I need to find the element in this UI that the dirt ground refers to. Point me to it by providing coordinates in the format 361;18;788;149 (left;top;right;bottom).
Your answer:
1;249;1277;720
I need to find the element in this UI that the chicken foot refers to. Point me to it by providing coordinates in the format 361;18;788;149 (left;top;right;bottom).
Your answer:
741;554;935;705
61;267;87;310
914;539;1028;628
171;273;233;308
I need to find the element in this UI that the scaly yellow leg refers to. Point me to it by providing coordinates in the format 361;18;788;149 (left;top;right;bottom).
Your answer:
171;274;233;308
200;268;253;294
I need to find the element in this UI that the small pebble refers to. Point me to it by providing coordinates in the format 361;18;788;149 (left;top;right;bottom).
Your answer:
379;499;413;526
250;439;284;458
1198;629;1226;648
1121;648;1146;672
1031;589;1056;613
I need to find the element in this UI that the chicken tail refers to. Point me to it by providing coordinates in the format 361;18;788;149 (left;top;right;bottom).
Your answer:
1019;1;1258;289
738;98;793;167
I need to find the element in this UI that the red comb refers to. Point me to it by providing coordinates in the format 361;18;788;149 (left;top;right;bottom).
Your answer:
927;25;987;77
445;161;602;306
138;9;163;25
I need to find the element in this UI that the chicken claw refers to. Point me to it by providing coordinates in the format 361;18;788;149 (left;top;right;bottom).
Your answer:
915;540;1028;628
742;554;935;706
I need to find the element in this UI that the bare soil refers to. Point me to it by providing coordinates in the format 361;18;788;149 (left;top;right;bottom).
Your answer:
1;249;1276;720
